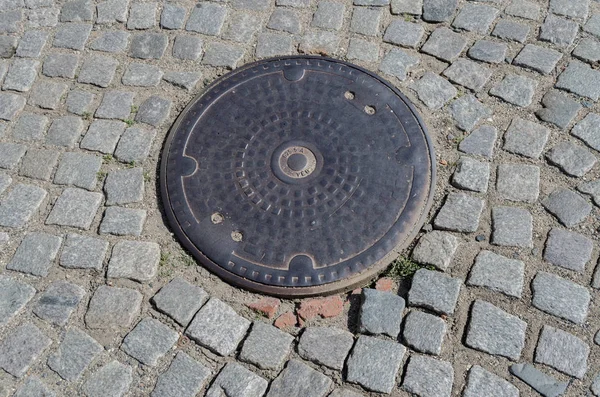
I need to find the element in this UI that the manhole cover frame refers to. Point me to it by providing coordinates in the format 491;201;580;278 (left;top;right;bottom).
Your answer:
160;55;436;298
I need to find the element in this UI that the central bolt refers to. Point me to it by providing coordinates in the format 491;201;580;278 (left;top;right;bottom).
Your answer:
287;153;308;171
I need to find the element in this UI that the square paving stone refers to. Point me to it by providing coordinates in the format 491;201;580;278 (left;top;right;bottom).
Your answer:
163;71;202;92
573;37;600;63
465;300;527;360
412;231;458;271
0;92;26;120
223;12;261;43
127;2;157;30
60;0;92;22
129;33;168;59
267;359;332;397
468;40;507;64
0;36;14;58
421;27;467;62
536;90;582;129
467;250;525;298
298;326;354;370
546;141;596;177
550;0;589;19
13;376;55;397
502;118;549;159
434;192;484;233
33;281;85;325
391;0;422;15
78;55;118;87
3;58;39;92
172;35;203;61
491;20;529;43
0;275;35;327
151;277;208;327
80;119;127;154
135;96;171;126
496;163;539;202
60;233;108;270
29;81;68;110
0;9;22;33
16;30;48;57
402;310;446;355
544;228;592;272
122;318;179;366
359;288;404;338
572;113;600;151
450;94;491;131
312;2;344;30
107;240;160;282
202;42;245;68
510;363;568;396
160;3;186;30
53;23;91;50
349;7;381;37
532;271;590;324
96;0;128;24
28;7;59;28
422;0;457;22
88;31;129;53
12;113;49;142
535;325;589;379
104;167;144;205
19;149;59;181
0;323;51;378
379;49;419;81
489;74;536;107
114;126;156;163
459;125;497;158
186;298;251;356
47;328;103;381
42;53;78;78
256;33;293;58
46;116;83;148
542;188;592;227
383;20;424;48
408;269;462;316
7;232;61;276
513;44;562;75
186;3;226;35
100;207;146;236
491;206;532;247
464;365;519;397
584;14;600;38
402;355;454;397
346;335;405;394
540;14;579;48
579;178;600;206
54;152;101;190
410;71;456;110
452;157;489;192
207;363;267;397
85;285;142;330
239;321;294;370
452;3;498;34
151;352;211;397
268;8;301;34
0;183;47;228
95;90;134;120
556;61;600;101
443;59;491;91
66;89;94;116
82;361;133;397
46;188;102;230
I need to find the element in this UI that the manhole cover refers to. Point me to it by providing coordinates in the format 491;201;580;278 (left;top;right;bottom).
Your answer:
161;56;435;297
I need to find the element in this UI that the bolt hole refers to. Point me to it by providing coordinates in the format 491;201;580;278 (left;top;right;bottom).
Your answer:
231;231;243;242
364;105;376;115
211;212;224;224
344;91;355;100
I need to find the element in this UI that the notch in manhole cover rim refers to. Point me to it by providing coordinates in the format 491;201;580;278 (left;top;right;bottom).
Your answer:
160;56;436;298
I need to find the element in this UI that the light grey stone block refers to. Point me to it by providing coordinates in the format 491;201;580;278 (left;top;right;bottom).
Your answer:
422;0;457;22
312;1;344;30
536;90;582;129
239;321;294;370
503;118;549;159
0;275;35;327
186;3;226;35
546;142;596;178
202;42;245;69
298;326;354;370
267;360;332;397
66;89;94;116
412;231;458;271
19;149;59;181
383;20;424;48
540;14;579;48
11;113;48;142
104;168;144;205
28;81;67;109
513;44;562;75
0;322;51;377
0;92;26;120
107;240;160;282
206;363;268;397
151;352;211;397
78;54;118;87
80;119;127;154
505;0;540;20
408;269;462;315
13;376;55;397
451;157;489;193
450;94;491;131
421;27;467;62
410;71;456;110
135;96;171;126
160;3;186;30
509;363;568;397
402;355;454;397
3;58;38;92
359;288;404;338
378;49;419;81
544;228;593;272
496;163;539;203
16;30;47;57
468;250;524;298
100;207;146;236
82;361;133;397
532;271;590;324
46;116;83;148
349;7;381;37
46;188;102;230
434;192;484;233
54;152;101;190
572;112;600;151
7;232;61;276
85;285;142;330
122;318;179;366
114;126;155;163
443;59;491;91
48;328;103;381
464;365;519;397
0;183;46;228
490;74;536;107
127;2;156;29
491;206;532;248
468;39;507;64
88;31;129;53
151;277;209;327
542;189;592;227
95;90;134;120
53;23;91;50
402;310;446;355
33;281;85;325
60;233;108;270
452;3;498;34
535;325;589;379
459;125;497;158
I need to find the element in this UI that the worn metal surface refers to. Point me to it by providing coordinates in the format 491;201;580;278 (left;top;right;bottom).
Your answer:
161;56;435;297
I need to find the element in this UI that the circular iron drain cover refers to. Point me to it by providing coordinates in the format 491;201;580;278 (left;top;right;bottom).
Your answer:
161;56;435;297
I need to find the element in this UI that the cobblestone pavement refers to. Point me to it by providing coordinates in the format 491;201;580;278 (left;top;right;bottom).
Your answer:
1;0;600;396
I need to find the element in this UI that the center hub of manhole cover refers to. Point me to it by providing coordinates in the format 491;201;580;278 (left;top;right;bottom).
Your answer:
161;56;435;297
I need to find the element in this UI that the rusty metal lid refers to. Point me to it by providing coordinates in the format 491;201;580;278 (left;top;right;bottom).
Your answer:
161;56;435;297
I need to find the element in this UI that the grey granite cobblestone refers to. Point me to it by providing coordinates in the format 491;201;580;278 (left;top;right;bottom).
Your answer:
53;23;91;50
45;116;83;148
85;285;142;330
33;281;85;325
402;311;446;355
0;322;51;377
408;269;462;315
421;27;467;62
452;3;498;34
46;187;102;229
468;40;507;64
78;54;118;87
127;2;156;30
60;233;108;270
100;206;146;236
122;63;162;86
412;231;458;271
542;188;592;227
122;318;179;366
114;126;155;163
503;118;549;158
540;14;579;48
513;44;562;75
379;49;419;80
535;325;589;379
173;35;203;61
80;119;126;154
151;352;211;397
411;71;456;110
422;0;457;22
464;365;519;397
444;59;491;92
312;2;344;30
14;376;55;397
459;125;496;158
186;3;226;36
268;360;332;397
383;20;423;48
0;92;26;120
19;148;59;180
160;3;186;30
0;275;35;327
0;183;46;227
510;363;568;397
88;31;129;53
239;321;294;370
298;326;354;370
491;206;532;247
152;278;208;327
467;250;524;298
104;167;144;205
434;192;484;232
571;112;600;151
579;179;600;206
66;89;95;116
573;37;600;63
544;228;593;272
16;30;47;57
490;74;536;107
29;81;67;109
450;94;491;131
359;288;404;337
12;113;48;141
536;90;581;129
83;361;133;397
532;271;590;324
48;328;103;381
207;363;268;397
496;163;539;203
403;355;454;397
53;152;101;190
350;7;381;37
491;20;529;43
108;240;160;282
451;157;489;193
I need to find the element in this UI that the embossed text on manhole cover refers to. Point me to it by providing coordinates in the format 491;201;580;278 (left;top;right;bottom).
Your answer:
161;56;435;297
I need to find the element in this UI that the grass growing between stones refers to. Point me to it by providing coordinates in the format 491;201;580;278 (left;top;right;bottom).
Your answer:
384;256;429;280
